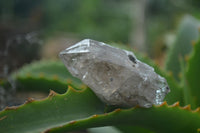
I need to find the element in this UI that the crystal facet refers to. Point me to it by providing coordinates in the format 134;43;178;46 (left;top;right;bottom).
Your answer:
59;39;170;108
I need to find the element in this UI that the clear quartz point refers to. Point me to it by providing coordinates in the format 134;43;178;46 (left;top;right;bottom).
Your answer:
59;39;170;108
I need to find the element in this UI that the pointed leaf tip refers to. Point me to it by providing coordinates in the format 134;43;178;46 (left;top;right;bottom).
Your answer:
67;85;86;92
39;72;45;78
114;108;121;113
48;90;57;97
66;79;72;84
52;75;59;80
4;106;19;111
0;116;7;121
181;105;191;111
170;102;180;107
193;107;200;113
25;97;35;104
26;73;31;77
69;121;77;125
191;40;196;46
92;114;98;118
134;105;140;108
158;101;168;107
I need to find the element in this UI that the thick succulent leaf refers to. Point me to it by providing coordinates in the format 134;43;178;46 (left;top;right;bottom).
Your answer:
186;39;200;107
165;15;200;80
12;60;84;92
179;57;196;109
1;87;199;133
46;101;200;133
0;87;105;133
16;76;68;93
13;60;72;80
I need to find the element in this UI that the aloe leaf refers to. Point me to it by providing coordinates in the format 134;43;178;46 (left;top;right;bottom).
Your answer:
186;39;200;107
179;57;196;109
1;86;199;133
165;15;200;80
46;101;200;133
13;60;84;93
16;76;68;93
14;60;82;85
0;87;105;133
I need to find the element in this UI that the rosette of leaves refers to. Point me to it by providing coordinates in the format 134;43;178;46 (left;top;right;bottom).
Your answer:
1;34;200;132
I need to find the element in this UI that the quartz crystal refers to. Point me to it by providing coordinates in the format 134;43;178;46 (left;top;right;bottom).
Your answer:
59;39;170;108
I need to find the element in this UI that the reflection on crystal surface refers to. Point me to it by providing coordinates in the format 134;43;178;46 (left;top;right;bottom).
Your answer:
59;39;170;108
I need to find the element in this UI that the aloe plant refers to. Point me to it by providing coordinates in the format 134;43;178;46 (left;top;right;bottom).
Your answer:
185;38;200;108
165;15;200;80
1;24;200;133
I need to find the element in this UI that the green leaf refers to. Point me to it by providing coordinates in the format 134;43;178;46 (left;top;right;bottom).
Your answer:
165;15;200;80
47;101;200;133
16;76;68;93
1;87;199;133
0;87;105;133
179;57;196;109
186;39;200;107
13;60;84;93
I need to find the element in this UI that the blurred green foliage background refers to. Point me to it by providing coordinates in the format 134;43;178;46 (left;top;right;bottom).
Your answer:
0;0;200;77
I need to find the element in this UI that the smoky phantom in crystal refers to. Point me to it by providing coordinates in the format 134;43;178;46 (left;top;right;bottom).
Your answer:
59;39;170;108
